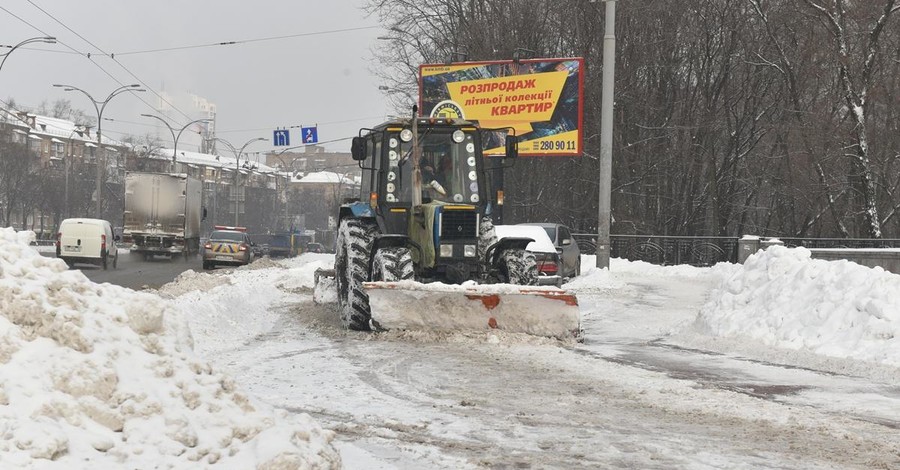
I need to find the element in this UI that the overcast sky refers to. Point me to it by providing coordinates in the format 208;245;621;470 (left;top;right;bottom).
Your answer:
0;1;392;156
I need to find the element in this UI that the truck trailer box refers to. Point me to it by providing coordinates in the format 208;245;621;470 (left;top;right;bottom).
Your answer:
123;172;202;258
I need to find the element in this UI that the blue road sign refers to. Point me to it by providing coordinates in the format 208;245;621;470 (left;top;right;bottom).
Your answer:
273;129;290;146
301;126;318;144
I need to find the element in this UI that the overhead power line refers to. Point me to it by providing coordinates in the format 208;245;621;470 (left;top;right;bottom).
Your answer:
215;115;388;134
112;26;381;57
0;24;381;58
0;5;139;104
22;0;195;126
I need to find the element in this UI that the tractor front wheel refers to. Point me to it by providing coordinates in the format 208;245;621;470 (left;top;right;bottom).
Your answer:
335;218;377;331
498;248;538;286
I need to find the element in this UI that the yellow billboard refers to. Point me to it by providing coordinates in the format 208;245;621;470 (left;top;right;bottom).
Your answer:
420;58;584;157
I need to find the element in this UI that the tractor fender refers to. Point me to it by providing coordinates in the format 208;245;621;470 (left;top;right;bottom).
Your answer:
340;201;375;221
485;237;534;267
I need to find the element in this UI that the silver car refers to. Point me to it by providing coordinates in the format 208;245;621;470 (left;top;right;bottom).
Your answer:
518;223;581;279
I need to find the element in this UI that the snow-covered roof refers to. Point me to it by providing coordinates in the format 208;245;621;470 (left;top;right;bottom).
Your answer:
0;107;123;147
34;115;122;147
153;148;279;174
493;224;557;253
296;171;356;185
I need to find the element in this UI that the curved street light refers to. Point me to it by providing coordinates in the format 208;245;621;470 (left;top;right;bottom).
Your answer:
141;114;210;171
63;124;87;219
0;36;56;74
52;83;145;218
213;137;268;225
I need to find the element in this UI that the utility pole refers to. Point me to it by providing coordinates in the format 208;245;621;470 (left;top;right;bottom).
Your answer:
596;0;616;269
53;83;145;218
214;137;267;226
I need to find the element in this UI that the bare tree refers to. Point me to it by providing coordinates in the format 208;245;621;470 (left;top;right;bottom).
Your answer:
799;0;900;237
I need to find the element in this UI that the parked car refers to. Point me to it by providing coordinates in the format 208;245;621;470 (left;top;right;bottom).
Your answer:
518;223;581;279
493;224;563;286
305;242;326;253
250;233;293;258
56;218;119;270
202;226;254;270
267;234;293;258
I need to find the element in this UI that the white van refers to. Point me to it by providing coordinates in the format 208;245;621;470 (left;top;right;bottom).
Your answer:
56;218;118;270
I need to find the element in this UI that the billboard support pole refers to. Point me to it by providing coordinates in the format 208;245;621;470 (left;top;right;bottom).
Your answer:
597;0;616;269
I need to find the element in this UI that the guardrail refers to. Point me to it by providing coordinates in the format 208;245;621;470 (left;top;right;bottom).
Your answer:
573;233;900;268
573;234;739;267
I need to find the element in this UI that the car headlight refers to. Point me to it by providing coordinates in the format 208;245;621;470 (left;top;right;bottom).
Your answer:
463;245;476;257
440;244;453;258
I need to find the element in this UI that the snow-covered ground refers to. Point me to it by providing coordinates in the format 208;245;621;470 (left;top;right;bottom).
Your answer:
1;228;341;469
5;228;900;468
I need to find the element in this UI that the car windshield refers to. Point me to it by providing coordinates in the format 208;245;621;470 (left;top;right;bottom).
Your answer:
210;231;244;242
388;130;480;204
270;236;290;247
542;226;557;242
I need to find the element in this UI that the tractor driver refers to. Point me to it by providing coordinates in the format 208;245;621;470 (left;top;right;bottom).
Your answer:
420;151;452;197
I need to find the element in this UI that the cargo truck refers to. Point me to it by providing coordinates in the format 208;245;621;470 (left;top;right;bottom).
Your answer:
122;172;204;260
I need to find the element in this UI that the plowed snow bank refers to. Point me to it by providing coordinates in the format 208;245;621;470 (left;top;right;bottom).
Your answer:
0;228;340;469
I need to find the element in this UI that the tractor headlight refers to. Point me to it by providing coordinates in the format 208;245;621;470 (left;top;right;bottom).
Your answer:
440;244;453;258
400;129;413;142
452;130;466;143
463;245;477;257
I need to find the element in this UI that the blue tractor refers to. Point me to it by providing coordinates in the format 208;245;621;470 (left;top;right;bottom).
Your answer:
318;112;580;339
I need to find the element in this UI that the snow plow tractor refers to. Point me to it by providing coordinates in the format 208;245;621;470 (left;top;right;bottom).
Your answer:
315;112;581;340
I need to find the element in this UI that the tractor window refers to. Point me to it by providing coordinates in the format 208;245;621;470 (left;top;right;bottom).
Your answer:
360;135;376;198
394;130;480;204
372;135;382;194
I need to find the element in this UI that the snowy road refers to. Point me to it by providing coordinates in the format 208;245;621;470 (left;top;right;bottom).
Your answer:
171;255;900;469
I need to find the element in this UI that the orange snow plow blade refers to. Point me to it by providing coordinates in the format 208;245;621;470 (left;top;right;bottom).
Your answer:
364;281;582;341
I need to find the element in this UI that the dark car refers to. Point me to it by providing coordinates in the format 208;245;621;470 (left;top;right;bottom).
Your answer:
306;242;325;253
267;234;293;258
518;223;581;279
249;234;293;258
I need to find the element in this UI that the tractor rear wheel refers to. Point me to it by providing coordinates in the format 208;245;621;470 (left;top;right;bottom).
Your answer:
335;218;377;331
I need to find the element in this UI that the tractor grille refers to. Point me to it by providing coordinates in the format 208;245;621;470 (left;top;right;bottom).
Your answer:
440;210;478;240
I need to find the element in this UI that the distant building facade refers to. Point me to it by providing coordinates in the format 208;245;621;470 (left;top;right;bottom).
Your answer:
1;108;288;237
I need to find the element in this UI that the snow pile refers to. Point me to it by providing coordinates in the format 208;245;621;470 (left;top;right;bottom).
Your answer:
0;228;340;469
697;245;900;366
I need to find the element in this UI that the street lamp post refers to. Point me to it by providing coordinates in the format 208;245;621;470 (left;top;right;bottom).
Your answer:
64;125;86;219
214;137;267;226
270;149;306;231
141;114;210;172
53;83;145;219
0;36;56;74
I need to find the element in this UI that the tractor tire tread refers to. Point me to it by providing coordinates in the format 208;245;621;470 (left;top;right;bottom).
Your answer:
336;218;378;331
